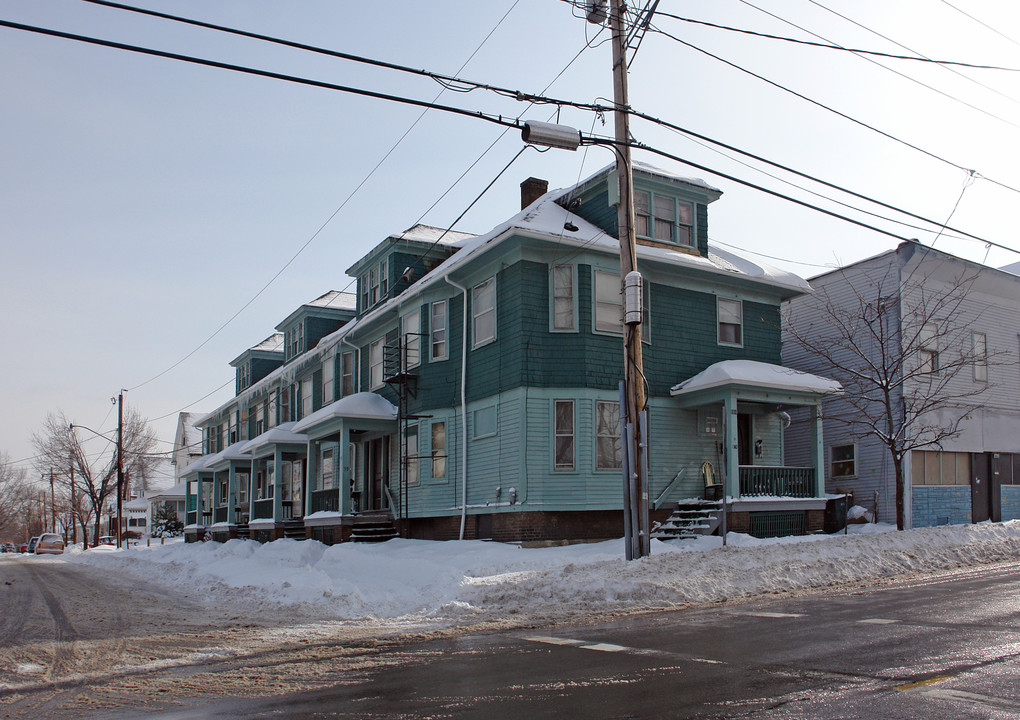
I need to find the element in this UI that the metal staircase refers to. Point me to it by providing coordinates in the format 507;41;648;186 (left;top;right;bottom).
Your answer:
383;331;428;538
651;500;724;541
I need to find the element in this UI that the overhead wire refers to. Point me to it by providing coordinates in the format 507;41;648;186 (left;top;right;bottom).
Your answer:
800;0;1020;111
653;10;1020;71
643;22;1020;197
938;0;1020;49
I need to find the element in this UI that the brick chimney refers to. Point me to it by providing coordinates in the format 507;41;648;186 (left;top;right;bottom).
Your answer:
520;177;549;210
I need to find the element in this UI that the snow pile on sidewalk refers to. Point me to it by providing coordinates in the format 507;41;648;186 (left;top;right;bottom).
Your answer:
68;522;1020;629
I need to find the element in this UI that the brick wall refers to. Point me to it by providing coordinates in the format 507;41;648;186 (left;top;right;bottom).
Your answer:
1002;486;1020;521
911;485;972;527
408;509;674;544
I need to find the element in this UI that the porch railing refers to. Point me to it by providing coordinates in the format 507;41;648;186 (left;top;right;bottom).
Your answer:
311;489;339;514
214;506;228;524
739;466;815;498
201;511;213;526
186;510;198;526
252;499;274;520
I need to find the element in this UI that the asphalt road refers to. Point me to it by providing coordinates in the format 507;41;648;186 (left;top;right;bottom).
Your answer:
2;555;1019;719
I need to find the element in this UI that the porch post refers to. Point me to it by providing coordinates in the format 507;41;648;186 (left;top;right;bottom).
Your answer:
226;466;236;525
811;402;826;498
272;450;283;522
724;393;739;500
340;425;351;516
305;439;318;517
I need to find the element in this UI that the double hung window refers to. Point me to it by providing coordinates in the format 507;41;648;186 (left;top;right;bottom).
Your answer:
554;400;575;471
370;338;384;389
634;190;693;245
431;422;446;479
718;298;742;346
431;301;448;360
595;401;622;471
552;265;575;331
473;277;496;347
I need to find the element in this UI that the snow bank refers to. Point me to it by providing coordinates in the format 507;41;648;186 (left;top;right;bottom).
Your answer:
67;522;1020;630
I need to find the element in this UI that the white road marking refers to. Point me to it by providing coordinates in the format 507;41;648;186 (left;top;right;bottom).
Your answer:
858;618;900;625
582;643;628;653
524;636;726;665
910;687;1020;713
739;611;805;618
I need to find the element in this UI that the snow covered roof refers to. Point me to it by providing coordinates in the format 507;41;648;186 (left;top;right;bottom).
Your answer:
240;422;308;454
180;453;217;476
148;481;187;500
292;392;398;434
124;497;149;511
249;333;284;353
390;223;475;246
670;360;843;397
307;290;357;311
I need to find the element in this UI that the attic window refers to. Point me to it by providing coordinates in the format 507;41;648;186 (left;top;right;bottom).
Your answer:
634;190;693;246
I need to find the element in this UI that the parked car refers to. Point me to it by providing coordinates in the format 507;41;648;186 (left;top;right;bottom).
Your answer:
0;542;14;553
97;536;115;547
26;537;40;553
34;533;64;555
16;543;28;553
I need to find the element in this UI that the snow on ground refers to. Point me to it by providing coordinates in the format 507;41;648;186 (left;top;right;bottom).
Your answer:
66;521;1020;631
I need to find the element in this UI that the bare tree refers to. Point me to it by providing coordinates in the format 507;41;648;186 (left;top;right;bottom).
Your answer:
0;453;33;540
784;267;1003;530
32;408;159;545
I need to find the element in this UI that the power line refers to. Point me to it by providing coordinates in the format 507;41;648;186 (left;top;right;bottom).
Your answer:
938;0;1020;49
800;0;1020;112
598;136;1020;260
643;23;1020;197
653;10;1020;71
626;111;989;245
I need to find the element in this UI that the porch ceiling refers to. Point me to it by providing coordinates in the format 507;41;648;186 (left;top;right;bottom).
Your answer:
670;360;842;408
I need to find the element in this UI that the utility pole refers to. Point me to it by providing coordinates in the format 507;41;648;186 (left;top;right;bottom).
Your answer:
117;390;124;549
70;455;78;546
50;469;55;533
608;0;649;559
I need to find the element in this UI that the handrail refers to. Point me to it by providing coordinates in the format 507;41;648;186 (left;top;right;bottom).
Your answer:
384;484;399;516
653;468;685;510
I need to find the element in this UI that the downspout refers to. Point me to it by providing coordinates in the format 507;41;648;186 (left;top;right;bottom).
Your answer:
445;275;470;539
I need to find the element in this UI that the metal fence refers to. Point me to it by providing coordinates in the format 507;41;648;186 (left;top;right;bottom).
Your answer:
739;466;814;498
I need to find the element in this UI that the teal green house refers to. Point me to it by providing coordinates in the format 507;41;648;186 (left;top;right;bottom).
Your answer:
183;163;841;544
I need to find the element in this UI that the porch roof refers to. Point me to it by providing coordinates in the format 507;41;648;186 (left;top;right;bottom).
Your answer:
180;453;217;477
208;443;252;470
240;422;308;457
670;360;842;406
291;392;398;435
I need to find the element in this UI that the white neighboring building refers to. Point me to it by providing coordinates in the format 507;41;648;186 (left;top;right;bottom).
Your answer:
172;413;204;483
783;241;1020;528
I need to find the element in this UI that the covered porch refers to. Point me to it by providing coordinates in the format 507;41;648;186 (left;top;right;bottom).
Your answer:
207;444;252;536
292;393;399;541
670;360;842;506
240;422;309;539
181;454;215;542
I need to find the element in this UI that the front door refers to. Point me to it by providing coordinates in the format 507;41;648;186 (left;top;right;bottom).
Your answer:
737;413;752;466
368;437;388;510
989;452;1007;522
971;452;992;523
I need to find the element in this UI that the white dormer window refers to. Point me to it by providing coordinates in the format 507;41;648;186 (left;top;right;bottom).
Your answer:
634;190;693;246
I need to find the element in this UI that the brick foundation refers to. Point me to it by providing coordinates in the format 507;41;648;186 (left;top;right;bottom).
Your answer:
406;509;673;544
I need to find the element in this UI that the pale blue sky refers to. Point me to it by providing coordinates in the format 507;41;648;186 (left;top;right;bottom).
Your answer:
3;0;1018;473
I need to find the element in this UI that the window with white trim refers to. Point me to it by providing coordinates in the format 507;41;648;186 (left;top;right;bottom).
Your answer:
322;355;335;405
341;351;355;396
552;265;575;331
472;277;496;347
237;472;249;504
403;307;421;368
369;337;385;390
634;190;694;246
405;425;419;485
554;400;575;471
595;401;622;470
973;331;987;382
831;443;856;478
321;447;336;490
594;270;622;333
431;421;446;479
431;301;448;361
300;376;313;419
717;297;742;346
919;323;939;373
